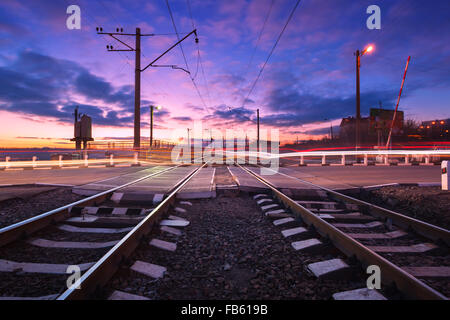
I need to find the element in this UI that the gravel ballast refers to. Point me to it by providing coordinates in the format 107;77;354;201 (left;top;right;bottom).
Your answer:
357;186;450;229
0;186;85;228
104;193;371;300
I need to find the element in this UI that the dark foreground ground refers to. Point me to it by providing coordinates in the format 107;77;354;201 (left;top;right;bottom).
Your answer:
354;186;450;230
104;193;373;300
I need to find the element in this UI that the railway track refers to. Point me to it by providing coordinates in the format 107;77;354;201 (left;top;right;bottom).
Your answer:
0;162;448;300
0;163;205;299
238;164;449;300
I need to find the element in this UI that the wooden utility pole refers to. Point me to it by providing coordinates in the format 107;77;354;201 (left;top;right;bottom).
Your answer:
355;49;361;150
134;28;141;149
257;109;260;153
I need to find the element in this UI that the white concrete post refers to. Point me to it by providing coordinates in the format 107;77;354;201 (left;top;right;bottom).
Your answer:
341;154;346;165
110;154;114;166
300;155;305;166
405;154;410;165
442;161;448;191
364;154;368;166
59;155;63;168
384;155;389;165
322;155;326;166
5;156;10;169
425;155;430;165
134;152;139;165
84;152;88;167
32;156;37;168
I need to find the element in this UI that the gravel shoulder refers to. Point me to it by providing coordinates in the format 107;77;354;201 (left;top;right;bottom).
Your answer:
355;186;450;230
104;193;370;300
0;186;85;228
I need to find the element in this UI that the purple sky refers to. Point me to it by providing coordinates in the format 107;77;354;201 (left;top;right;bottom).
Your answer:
0;0;449;145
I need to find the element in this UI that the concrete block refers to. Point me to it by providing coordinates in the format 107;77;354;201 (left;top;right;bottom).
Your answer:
260;204;279;211
253;194;269;200
161;226;182;236
168;215;187;221
131;260;166;279
110;192;124;203
332;221;383;229
368;243;438;253
28;238;118;249
333;288;386;300
273;217;295;226
291;238;322;251
401;266;450;278
149;239;177;252
57;224;133;234
307;258;349;279
265;209;290;218
281;227;308;238
0;259;94;274
160;219;189;227
174;207;187;213
256;198;273;205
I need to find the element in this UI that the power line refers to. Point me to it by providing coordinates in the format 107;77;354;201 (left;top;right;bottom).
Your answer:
165;0;210;114
241;0;275;89
166;0;190;72
241;0;302;110
186;0;214;110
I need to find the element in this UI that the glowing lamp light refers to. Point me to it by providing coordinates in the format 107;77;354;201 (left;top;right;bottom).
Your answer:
362;45;374;55
432;121;436;125
440;120;445;125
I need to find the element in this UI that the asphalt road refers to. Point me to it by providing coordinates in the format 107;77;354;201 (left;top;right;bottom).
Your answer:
0;164;440;189
0;166;149;186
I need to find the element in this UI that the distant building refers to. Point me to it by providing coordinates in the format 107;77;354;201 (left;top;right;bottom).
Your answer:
339;108;404;144
418;119;450;140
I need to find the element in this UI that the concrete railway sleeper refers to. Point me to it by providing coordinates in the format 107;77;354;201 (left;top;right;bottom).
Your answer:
0;163;206;299
238;164;449;300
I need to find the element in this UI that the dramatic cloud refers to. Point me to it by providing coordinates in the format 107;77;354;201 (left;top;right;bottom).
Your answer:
261;87;398;127
0;51;152;127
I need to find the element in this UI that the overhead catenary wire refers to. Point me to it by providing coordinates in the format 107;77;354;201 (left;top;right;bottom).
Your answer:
240;0;275;92
165;0;210;114
186;0;214;110
240;0;302;110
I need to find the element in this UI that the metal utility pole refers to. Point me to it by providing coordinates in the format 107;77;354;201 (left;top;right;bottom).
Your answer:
96;27;198;150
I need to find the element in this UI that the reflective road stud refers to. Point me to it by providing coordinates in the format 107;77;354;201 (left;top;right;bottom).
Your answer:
442;161;448;191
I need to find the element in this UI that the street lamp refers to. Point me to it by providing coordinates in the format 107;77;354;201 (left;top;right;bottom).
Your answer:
355;44;374;149
150;105;162;149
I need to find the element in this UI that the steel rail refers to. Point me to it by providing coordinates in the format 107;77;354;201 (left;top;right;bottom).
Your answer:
238;164;448;300
0;165;182;247
58;162;207;300
257;167;450;246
